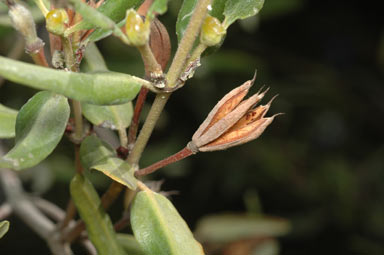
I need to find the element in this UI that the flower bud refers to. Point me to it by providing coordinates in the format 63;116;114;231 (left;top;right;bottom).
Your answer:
46;9;69;36
125;9;150;46
200;15;226;47
8;4;44;54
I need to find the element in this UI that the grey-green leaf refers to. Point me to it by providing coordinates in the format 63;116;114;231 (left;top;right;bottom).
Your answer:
0;104;17;138
70;174;125;255
195;214;291;243
210;0;227;21
82;42;108;72
82;102;133;130
81;44;134;131
80;135;115;170
0;221;10;239
223;0;264;28
69;0;116;31
176;0;198;43
117;234;146;255
80;135;137;189
131;188;204;255
0;92;70;170
66;0;143;35
0;56;146;105
93;158;137;189
147;0;169;20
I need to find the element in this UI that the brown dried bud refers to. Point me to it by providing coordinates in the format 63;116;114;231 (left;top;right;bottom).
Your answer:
188;73;280;152
149;18;171;71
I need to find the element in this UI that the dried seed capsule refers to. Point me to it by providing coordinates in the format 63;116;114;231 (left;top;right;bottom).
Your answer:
200;15;226;47
125;9;150;46
46;9;69;36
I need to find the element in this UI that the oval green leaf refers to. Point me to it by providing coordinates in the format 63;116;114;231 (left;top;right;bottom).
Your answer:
0;104;17;138
70;174;125;255
80;135;137;189
0;220;10;239
117;234;146;255
82;102;133;130
0;91;70;170
223;0;264;28
80;135;115;169
0;56;146;105
81;44;134;131
131;187;204;255
194;214;290;243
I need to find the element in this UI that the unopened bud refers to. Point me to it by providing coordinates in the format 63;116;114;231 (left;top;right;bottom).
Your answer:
125;9;150;46
8;4;44;54
200;15;226;47
46;9;69;36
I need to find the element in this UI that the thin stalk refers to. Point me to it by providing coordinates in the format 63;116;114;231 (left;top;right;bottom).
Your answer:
166;0;211;87
187;43;207;64
59;200;76;230
127;87;149;148
135;146;193;176
137;43;162;76
127;92;171;166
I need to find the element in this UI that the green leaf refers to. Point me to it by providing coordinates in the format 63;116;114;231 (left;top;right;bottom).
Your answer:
176;0;198;43
80;135;137;189
0;92;70;170
93;158;137;189
80;135;115;170
176;0;226;43
70;174;125;255
117;234;146;255
195;214;291;243
147;0;169;20
87;18;126;42
66;0;143;36
0;56;145;105
69;0;116;31
82;102;133;130
223;0;264;28
210;0;227;21
131;187;204;255
81;44;134;132
0;104;17;138
98;0;144;23
0;221;10;239
82;42;108;72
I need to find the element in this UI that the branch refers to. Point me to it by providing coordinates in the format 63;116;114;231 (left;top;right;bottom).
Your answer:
0;168;72;255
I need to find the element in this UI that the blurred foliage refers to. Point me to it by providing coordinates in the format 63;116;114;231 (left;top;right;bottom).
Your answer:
1;0;384;254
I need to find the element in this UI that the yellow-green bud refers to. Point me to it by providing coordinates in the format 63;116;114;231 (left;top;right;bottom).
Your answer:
46;9;69;36
125;9;150;47
200;15;226;47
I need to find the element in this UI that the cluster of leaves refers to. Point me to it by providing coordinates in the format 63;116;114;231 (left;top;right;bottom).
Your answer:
0;0;289;254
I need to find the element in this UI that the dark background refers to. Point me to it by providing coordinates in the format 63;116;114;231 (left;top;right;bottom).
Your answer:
1;0;384;254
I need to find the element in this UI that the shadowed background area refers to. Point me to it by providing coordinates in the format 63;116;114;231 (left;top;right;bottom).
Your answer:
1;0;383;254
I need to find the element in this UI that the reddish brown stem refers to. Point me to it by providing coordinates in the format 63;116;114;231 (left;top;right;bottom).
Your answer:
135;146;194;177
30;49;49;67
127;87;149;148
